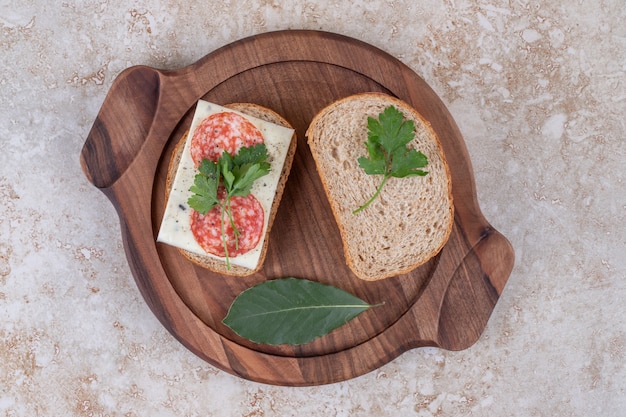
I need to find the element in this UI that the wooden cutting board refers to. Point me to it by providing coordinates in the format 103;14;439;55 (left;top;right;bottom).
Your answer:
80;30;514;386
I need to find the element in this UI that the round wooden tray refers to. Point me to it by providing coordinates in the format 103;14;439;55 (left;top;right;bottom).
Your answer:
80;30;514;386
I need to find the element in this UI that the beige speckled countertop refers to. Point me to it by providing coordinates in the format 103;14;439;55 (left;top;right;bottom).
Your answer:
1;1;625;416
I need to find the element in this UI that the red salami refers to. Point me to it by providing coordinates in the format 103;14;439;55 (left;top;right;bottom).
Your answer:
190;111;264;166
190;188;265;258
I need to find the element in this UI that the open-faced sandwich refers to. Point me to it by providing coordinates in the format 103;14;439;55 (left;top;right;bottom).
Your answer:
157;100;297;276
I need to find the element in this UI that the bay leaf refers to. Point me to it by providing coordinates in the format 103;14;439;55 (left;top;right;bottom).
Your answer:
222;277;381;345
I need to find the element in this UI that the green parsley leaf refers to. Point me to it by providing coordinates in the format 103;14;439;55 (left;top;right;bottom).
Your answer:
391;148;428;178
228;144;271;197
198;158;220;178
356;155;386;176
219;152;235;191
233;143;269;166
230;162;271;197
354;105;429;213
188;160;220;215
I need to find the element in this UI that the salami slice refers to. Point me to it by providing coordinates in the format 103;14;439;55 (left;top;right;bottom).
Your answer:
190;188;265;258
190;111;265;166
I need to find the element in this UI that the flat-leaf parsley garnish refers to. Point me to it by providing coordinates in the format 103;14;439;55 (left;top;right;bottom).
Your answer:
188;143;271;268
354;105;429;213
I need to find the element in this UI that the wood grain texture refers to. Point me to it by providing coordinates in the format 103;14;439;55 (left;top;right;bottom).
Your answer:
80;30;514;386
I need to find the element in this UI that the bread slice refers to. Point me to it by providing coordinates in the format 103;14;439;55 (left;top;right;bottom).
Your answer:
306;93;454;281
165;103;297;276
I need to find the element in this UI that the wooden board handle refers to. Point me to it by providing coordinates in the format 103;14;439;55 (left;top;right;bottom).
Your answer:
80;66;161;188
436;226;514;350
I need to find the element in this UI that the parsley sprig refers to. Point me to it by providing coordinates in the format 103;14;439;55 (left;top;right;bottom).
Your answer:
353;105;429;213
188;143;270;268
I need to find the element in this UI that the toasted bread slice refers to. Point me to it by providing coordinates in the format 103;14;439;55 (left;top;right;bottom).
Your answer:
306;93;454;281
165;102;297;276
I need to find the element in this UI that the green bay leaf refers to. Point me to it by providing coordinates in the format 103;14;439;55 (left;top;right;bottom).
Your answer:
222;277;381;346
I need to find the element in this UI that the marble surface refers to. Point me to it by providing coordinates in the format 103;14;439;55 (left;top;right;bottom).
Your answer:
1;0;624;415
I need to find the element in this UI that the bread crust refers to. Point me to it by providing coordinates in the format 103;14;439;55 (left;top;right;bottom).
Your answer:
164;103;297;276
306;92;454;281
